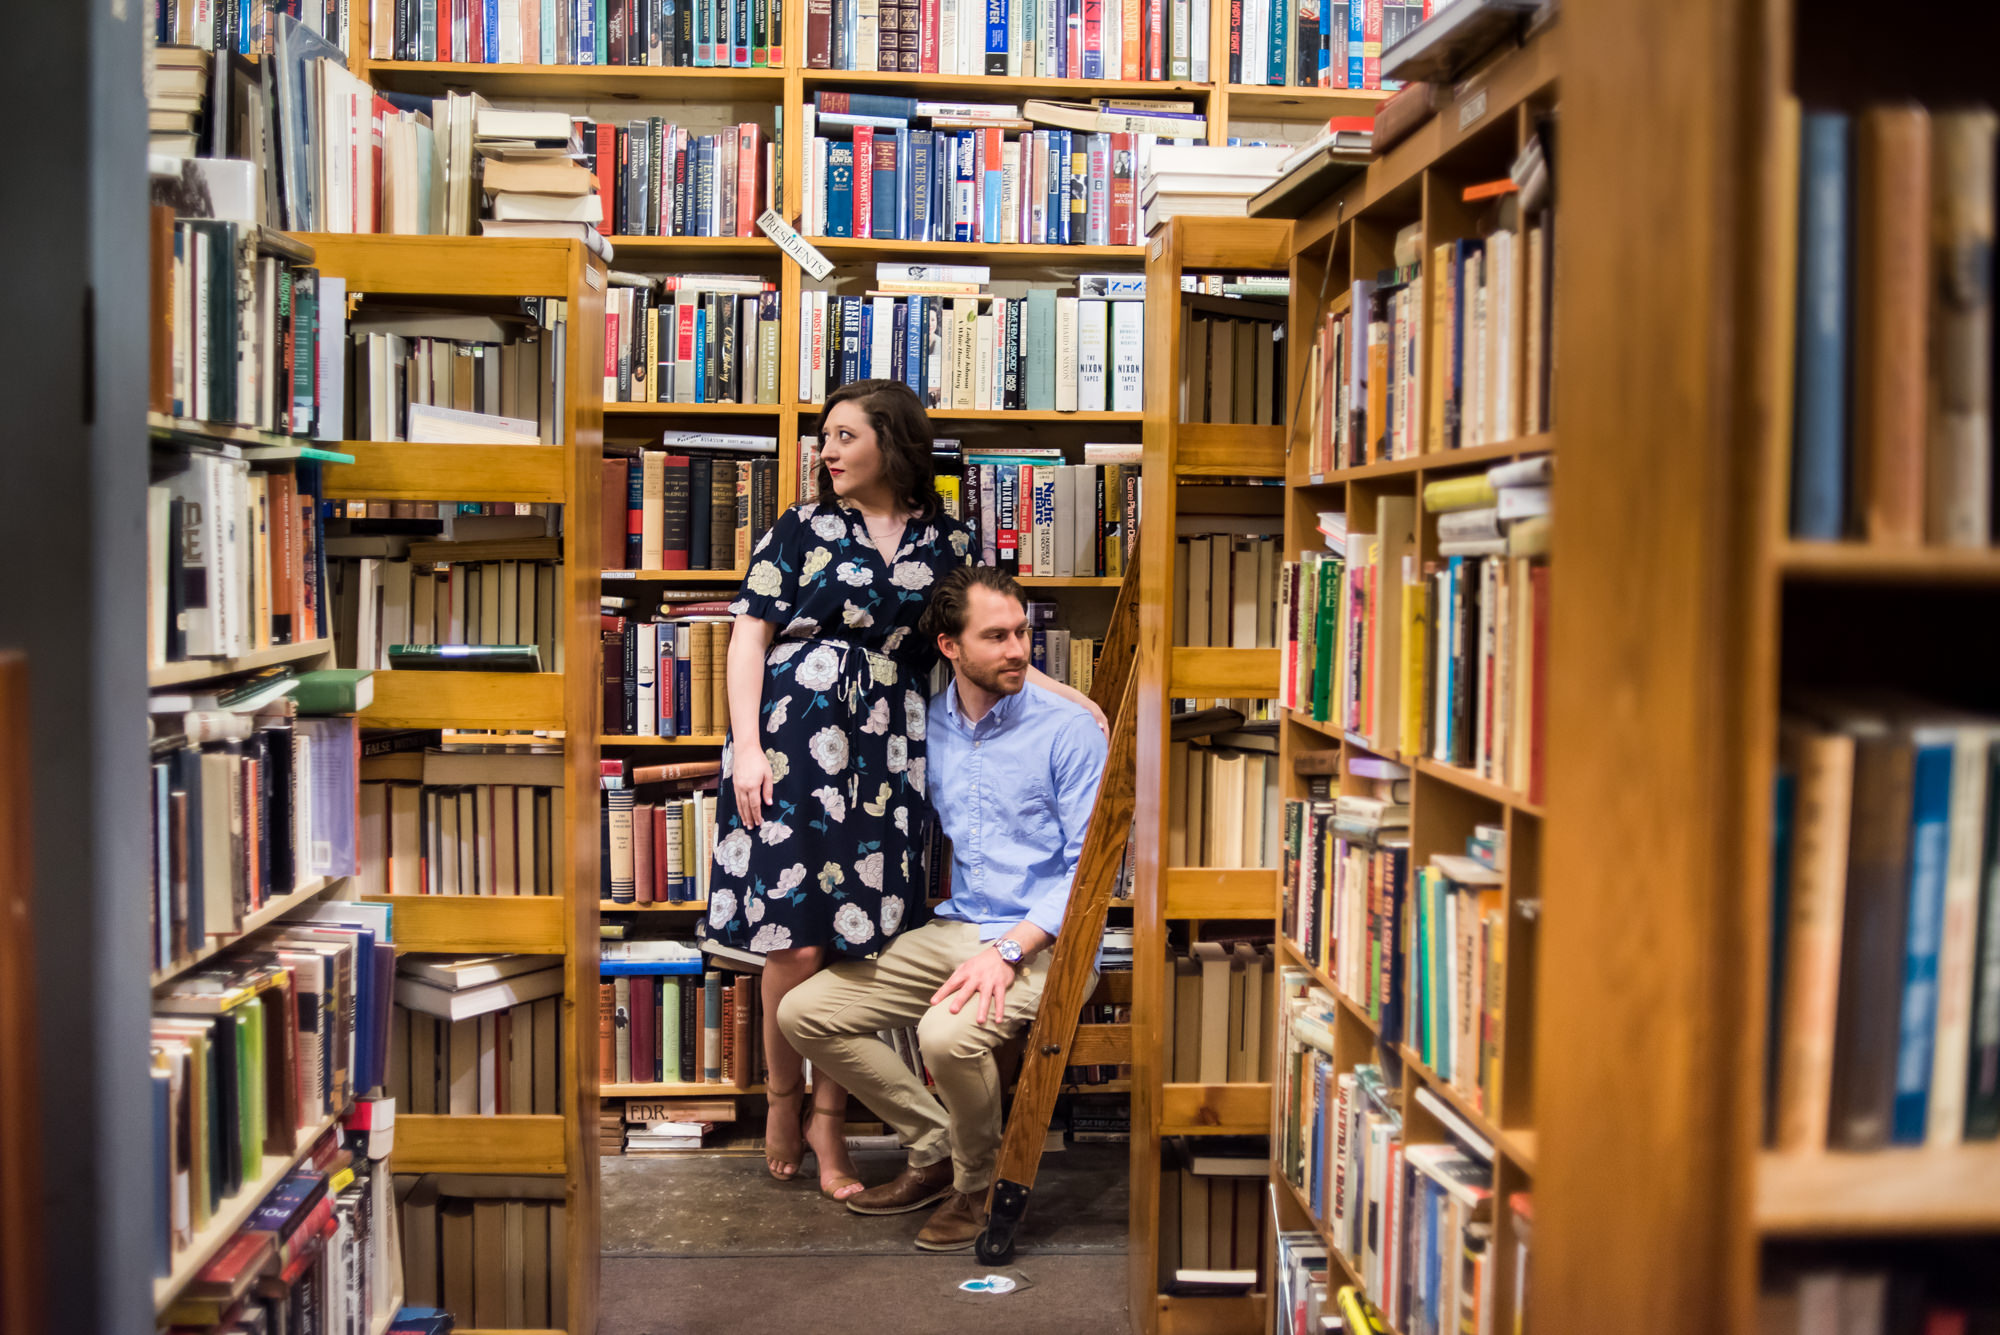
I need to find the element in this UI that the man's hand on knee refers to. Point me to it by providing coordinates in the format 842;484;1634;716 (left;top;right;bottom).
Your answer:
929;944;1018;1026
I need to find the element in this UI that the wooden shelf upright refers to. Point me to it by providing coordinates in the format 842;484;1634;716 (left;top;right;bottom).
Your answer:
307;233;606;1335
1132;215;1293;1335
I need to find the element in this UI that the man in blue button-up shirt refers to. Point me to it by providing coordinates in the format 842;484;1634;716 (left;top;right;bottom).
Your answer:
778;564;1108;1252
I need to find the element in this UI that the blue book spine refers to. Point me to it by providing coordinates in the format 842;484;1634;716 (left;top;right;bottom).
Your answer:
840;298;862;388
1792;111;1852;541
826;143;855;238
695;0;711;63
151;1067;171;1276
676;635;692;734
895;126;911;238
1347;0;1363;88
486;0;500;59
600;960;704;976
694;305;708;400
953;133;975;242
987;0;1010;73
579;0;596;62
891;301;908;384
1893;735;1957;1143
870;138;899;239
904;295;926;396
1269;0;1289;85
815;91;919;120
911;130;932;239
1443;557;1462;759
982;140;1003;243
543;0;558;59
860;302;874;379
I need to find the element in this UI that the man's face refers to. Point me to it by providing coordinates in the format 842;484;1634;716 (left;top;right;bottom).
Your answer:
943;585;1030;697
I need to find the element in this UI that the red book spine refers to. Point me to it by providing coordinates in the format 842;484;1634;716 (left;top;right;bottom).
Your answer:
1146;0;1163;79
596;123;617;232
652;804;671;898
806;0;833;67
920;0;940;70
470;0;484;62
632;978;655;1083
1108;132;1134;246
1528;564;1548;804
601;459;630;569
854;125;874;239
602;614;627;738
1363;0;1382;89
1083;0;1102;73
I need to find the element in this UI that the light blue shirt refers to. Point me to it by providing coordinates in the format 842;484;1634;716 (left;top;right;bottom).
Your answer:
928;681;1107;941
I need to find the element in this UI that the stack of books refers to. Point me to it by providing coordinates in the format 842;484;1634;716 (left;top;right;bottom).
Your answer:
478;107;601;234
357;745;566;898
147;45;209;157
327;536;567;676
346;302;567;444
602;444;780;572
1172;733;1284;871
1410;838;1508;1112
398;1179;569;1327
1280;762;1411;1041
1179;289;1289;425
389;955;567;1116
1161;1136;1269;1295
1140;143;1292;235
1164;943;1275;1082
600;939;763;1087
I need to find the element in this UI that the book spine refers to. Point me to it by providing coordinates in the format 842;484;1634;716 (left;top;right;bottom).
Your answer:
1791;111;1852;541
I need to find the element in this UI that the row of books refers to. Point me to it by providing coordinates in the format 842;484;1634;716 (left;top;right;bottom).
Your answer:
1171;735;1283;871
162;1132;397;1333
1181;299;1287;425
151;902;395;1277
1760;1265;2000;1333
589;120;771;239
602;612;731;739
328;543;569;674
1790;106;1997;547
602;452;779;571
371;0;785;69
1280;763;1413;1044
358;747;566;897
805;0;1210;78
599;953;763;1086
389;983;566;1116
400;1177;569;1329
1278;474;1550;800
1164;943;1276;1082
804;116;1189;247
958;455;1140;577
148;457;333;666
1770;709;2000;1152
1409;834;1507;1113
604;280;782;404
1161;1170;1268;1284
149;713;361;971
347;301;568;444
1027;608;1102;694
155;0;353;56
1234;0;1420;90
1176;532;1283;649
154;218;328;434
602;759;723;900
796;287;1145;412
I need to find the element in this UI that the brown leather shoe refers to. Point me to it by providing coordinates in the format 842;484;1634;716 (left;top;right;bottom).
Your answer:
914;1189;988;1251
844;1157;953;1216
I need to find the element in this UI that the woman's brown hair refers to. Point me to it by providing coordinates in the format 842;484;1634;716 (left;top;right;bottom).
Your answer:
816;379;941;518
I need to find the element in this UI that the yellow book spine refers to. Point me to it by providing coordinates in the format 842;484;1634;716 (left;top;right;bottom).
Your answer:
1337;1285;1389;1334
1402;576;1428;759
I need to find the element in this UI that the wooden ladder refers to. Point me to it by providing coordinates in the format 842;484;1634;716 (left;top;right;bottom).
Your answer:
978;561;1141;1263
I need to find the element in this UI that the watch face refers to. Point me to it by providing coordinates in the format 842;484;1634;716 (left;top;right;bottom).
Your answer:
997;939;1023;964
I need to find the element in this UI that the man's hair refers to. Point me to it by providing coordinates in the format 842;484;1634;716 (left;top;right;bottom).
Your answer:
920;565;1025;642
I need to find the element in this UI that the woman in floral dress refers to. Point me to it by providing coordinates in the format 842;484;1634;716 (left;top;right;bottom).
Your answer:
701;379;1100;1200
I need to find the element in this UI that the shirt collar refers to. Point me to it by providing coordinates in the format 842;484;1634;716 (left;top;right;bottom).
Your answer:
945;680;1028;733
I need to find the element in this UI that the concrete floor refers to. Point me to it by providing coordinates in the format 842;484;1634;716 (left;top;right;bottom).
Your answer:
600;1144;1131;1335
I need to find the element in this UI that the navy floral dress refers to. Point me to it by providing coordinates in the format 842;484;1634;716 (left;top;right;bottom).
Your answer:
701;500;973;959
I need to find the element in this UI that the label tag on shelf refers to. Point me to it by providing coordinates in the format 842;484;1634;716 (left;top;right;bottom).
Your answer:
757;209;833;281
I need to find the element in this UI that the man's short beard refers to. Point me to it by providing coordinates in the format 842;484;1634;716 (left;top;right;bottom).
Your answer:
959;658;1025;698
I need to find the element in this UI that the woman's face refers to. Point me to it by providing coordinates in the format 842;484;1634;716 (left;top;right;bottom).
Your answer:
819;400;888;502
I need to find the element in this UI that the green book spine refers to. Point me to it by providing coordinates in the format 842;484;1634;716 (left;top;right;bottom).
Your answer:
289;669;374;715
1311;554;1341;722
236;1007;261;1183
1026;288;1056;410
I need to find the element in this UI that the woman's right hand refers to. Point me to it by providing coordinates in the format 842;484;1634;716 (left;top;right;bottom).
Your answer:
733;743;775;829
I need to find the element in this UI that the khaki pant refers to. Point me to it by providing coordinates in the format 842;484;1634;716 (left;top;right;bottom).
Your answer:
776;919;1050;1195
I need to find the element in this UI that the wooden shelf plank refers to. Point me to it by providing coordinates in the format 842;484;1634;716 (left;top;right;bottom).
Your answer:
600;1082;766;1097
324;443;567;503
1292;435;1554;487
935;408;1143;422
1169;647;1279;698
808;236;1145;262
293;233;581;296
1156;1292;1270;1335
608;236;778;255
1414;757;1543;817
599;734;726;746
599;900;708;912
368;58;786;98
1756;1145;2000;1234
1017;575;1125;587
1776;541;2000;584
148;638;335;689
153;1109;346;1313
1282;708;1346;744
1174;423;1286;477
603;401;783;416
601;568;745;583
801;70;1213;98
1163;868;1277;919
1224;85;1393;118
364;895;568;954
151;876;344;987
1160;1082;1271;1134
359;671;565;730
395;1115;568;1174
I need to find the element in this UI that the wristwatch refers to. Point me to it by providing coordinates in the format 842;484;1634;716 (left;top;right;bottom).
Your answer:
994;937;1026;966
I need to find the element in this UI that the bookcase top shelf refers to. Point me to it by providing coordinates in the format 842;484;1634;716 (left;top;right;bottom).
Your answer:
325;443;569;503
149;876;345;988
1222;85;1394;118
1773;541;2000;585
1755;1144;2000;1235
148;637;334;688
363;60;786;99
291;233;600;297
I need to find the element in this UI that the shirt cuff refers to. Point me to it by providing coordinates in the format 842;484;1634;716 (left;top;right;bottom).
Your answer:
1025;891;1070;940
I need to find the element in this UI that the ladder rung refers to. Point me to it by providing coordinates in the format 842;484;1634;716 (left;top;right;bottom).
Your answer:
1067;1023;1131;1066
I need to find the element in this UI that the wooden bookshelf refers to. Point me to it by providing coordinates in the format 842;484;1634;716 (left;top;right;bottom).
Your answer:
148;876;345;988
1258;33;1559;1335
1132;215;1293;1335
147;637;335;688
311;231;605;1335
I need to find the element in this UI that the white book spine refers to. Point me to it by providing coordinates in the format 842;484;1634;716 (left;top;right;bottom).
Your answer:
1190;0;1207;81
1056;296;1080;413
941;0;959;78
1033;466;1057;576
1000;141;1018;244
975;311;995;411
1111;299;1143;412
871;295;895;380
1077;298;1109;413
636;624;657;736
